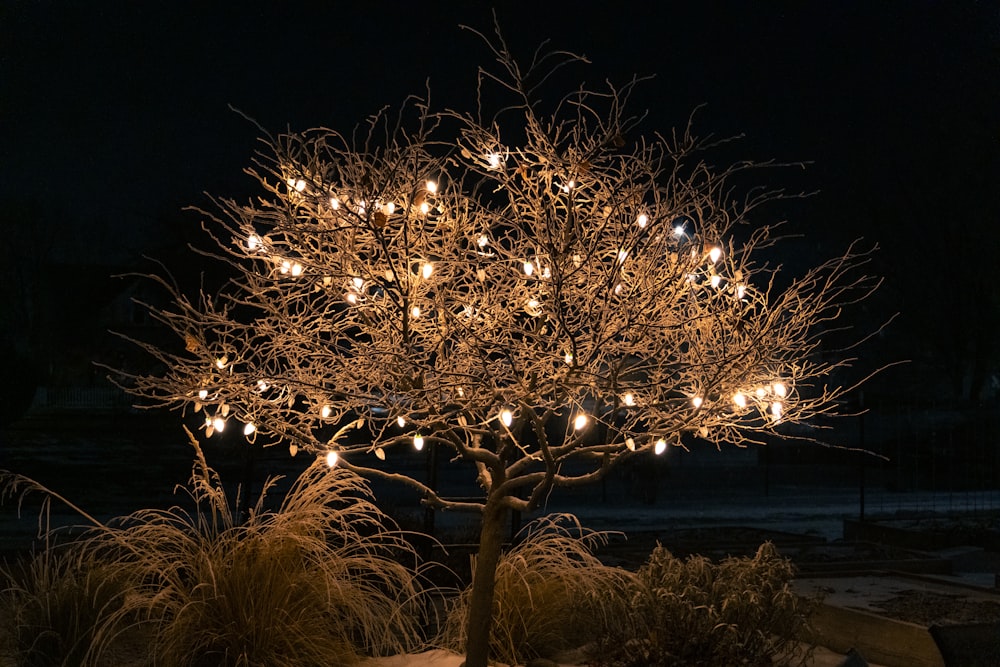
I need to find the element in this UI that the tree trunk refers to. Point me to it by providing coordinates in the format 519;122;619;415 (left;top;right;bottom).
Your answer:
464;500;507;667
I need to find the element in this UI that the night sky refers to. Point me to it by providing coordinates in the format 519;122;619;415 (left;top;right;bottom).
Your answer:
2;1;999;397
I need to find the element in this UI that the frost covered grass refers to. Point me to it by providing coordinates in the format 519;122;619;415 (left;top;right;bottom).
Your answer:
1;432;434;666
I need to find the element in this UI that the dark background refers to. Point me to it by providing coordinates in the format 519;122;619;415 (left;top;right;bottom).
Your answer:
1;1;998;431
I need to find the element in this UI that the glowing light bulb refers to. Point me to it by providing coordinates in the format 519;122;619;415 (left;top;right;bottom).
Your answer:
617;249;629;264
421;262;433;279
326;451;338;467
564;352;574;365
215;357;227;370
773;382;788;398
733;392;747;409
692;396;704;409
709;247;722;264
243;422;256;436
623;393;636;407
637;213;648;228
410;305;421;318
247;234;261;251
352;276;364;290
626;437;636;451
425;180;438;194
756;387;767;398
413;435;425;451
291;262;304;277
477;234;489;248
710;274;722;288
673;225;685;237
500;408;513;427
561;180;575;192
292;178;306;192
419;201;431;215
345;292;358;305
525;298;542;316
523;261;535;277
736;284;747;300
384;201;396;214
198;389;208;400
397;416;406;428
771;401;784;421
257;379;269;392
330;197;340;210
487;153;501;169
320;405;332;419
654;438;667;455
573;413;588;431
212;417;226;433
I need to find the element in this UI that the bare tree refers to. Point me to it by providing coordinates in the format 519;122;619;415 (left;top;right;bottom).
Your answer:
115;35;877;667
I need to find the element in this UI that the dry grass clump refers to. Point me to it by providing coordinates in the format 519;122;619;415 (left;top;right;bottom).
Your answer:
439;513;632;665
595;542;816;667
0;435;433;666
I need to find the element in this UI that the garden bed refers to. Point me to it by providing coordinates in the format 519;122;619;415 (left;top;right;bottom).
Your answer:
795;572;1000;667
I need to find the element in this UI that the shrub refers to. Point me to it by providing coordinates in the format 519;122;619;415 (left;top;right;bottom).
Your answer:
596;542;816;667
439;514;632;665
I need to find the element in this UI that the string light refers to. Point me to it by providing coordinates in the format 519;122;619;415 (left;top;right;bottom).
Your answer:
413;434;425;451
523;261;535;277
733;392;747;409
243;422;256;436
397;416;406;428
326;450;338;467
573;413;588;430
626;437;636;451
421;262;434;279
773;382;788;398
410;305;421;318
636;213;648;228
623;392;636;407
500;408;513;427
691;396;704;409
487;153;502;169
654;438;667;455
198;389;209;400
709;247;722;264
425;180;438;194
320;405;332;419
212;417;226;433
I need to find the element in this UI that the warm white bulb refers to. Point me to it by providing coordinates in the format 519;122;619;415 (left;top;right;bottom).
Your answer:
617;249;629;264
637;213;648;228
500;409;513;427
487;153;501;169
293;179;306;192
626;437;636;452
243;422;256;436
215;357;227;370
773;382;788;398
291;262;304;277
709;247;722;264
352;276;364;290
623;393;636;407
326;450;338;467
733;392;747;409
397;416;406;428
710;274;722;288
345;292;358;305
330;197;340;210
691;396;704;409
771;401;784;421
419;201;430;215
384;201;396;214
410;305;421;319
564;352;574;365
654;438;667;455
736;284;747;300
413;435;425;451
477;234;489;248
573;413;588;430
247;234;261;251
198;389;208;400
320;405;332;419
421;262;433;279
673;225;685;237
212;417;226;433
425;180;438;194
523;261;534;277
525;298;542;316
